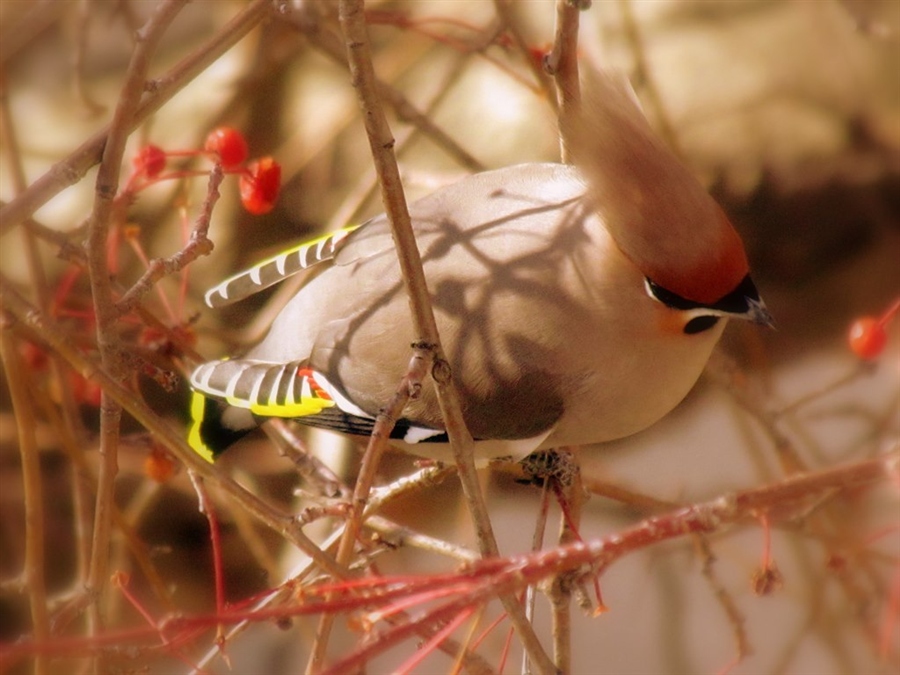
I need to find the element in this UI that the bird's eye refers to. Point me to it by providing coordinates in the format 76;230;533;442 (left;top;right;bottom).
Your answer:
684;316;720;334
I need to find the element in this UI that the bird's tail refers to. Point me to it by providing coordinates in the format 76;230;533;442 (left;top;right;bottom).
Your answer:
187;392;257;463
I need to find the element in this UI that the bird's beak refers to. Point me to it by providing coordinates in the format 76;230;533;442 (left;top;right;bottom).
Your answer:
744;296;776;329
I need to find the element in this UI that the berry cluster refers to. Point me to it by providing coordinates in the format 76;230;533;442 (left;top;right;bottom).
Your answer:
129;126;281;215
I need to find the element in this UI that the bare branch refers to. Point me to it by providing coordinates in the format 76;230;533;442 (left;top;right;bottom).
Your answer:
114;164;222;316
0;324;50;675
546;0;582;162
82;4;189;661
331;2;556;672
0;0;273;234
0;278;348;580
492;0;558;107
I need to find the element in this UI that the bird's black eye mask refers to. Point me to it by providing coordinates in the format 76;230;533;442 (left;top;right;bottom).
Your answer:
644;274;761;316
683;315;720;334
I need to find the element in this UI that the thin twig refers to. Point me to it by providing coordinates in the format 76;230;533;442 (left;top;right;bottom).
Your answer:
546;0;582;163
549;450;585;674
334;2;556;672
0;55;54;675
316;451;899;674
491;0;558;107
0;279;347;579
265;421;348;499
0;326;49;675
308;345;431;670
523;479;551;675
546;1;585;657
696;535;751;668
365;462;456;513
0;0;273;234
114;164;221;316
294;12;486;173
82;5;189;665
366;515;481;564
188;472;227;651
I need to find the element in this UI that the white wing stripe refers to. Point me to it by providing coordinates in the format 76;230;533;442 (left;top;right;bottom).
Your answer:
248;370;265;405
275;252;288;275
267;366;285;406
190;363;215;390
224;365;250;399
284;367;298;406
312;371;370;418
204;285;228;307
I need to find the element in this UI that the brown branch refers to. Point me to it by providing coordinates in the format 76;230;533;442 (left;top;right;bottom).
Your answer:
114;164;222;317
545;1;585;659
265;421;348;499
0;0;273;234
318;450;896;673
491;0;558;107
546;0;583;163
337;0;468;547
292;10;486;173
332;2;556;672
583;451;898;572
0;54;56;675
549;449;585;673
0;326;49;675
308;345;431;669
82;5;189;664
696;535;751;668
0;278;347;581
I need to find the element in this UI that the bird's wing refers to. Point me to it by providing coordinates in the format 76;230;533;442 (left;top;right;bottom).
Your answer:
190;358;336;418
195;164;593;455
203;226;359;308
188;355;456;444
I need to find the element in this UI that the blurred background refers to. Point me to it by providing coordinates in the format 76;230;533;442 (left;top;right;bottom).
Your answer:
1;1;898;673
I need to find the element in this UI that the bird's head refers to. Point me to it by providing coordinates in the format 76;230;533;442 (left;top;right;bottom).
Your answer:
563;71;774;332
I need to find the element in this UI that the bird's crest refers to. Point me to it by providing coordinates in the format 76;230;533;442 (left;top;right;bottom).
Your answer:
562;71;749;304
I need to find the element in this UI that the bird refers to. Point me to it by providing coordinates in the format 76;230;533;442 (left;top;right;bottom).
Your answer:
187;74;773;465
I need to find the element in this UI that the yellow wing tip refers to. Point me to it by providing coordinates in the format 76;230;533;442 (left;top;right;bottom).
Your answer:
188;392;216;464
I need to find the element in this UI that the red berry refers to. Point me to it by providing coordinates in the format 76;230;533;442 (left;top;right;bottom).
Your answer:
205;127;249;168
21;341;49;371
239;157;281;215
848;316;887;360
70;372;102;407
133;144;167;178
144;445;177;483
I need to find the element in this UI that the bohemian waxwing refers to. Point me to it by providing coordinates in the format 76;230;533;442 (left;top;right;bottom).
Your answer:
188;74;773;464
